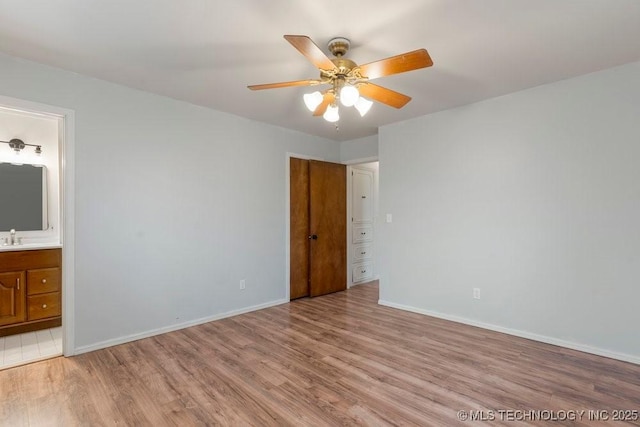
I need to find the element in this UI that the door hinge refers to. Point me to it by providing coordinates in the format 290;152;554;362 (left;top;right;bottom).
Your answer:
351;171;353;176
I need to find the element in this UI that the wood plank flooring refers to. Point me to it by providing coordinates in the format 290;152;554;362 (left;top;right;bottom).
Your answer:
1;282;639;426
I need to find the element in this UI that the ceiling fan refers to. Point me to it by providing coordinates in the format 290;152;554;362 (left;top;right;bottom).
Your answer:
248;35;433;122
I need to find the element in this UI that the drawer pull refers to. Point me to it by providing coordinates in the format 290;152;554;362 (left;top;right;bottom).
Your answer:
42;304;47;309
42;278;47;284
361;251;366;255
361;270;366;274
361;232;366;235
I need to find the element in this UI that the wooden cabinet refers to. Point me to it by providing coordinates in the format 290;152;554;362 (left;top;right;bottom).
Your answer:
27;267;61;321
0;249;61;336
27;268;61;295
28;292;61;321
0;271;26;326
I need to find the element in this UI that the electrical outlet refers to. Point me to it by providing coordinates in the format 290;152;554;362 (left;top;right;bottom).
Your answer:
240;279;246;290
386;213;393;223
473;288;481;299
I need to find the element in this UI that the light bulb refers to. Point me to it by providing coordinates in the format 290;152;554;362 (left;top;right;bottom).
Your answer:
303;91;323;112
355;97;373;117
340;85;359;107
323;105;340;122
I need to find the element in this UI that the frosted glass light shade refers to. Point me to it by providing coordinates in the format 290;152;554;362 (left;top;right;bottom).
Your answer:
323;105;340;122
303;91;323;112
340;85;359;107
355;97;373;117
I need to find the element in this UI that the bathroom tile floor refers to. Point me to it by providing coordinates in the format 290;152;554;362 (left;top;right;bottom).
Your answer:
0;327;62;370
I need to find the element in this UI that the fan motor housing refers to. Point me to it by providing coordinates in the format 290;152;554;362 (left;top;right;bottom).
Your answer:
331;58;357;74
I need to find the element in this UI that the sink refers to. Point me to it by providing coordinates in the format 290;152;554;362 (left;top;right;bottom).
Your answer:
0;242;62;252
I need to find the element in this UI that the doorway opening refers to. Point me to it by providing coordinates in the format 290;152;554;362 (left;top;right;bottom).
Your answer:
347;160;379;288
289;157;347;299
0;95;74;369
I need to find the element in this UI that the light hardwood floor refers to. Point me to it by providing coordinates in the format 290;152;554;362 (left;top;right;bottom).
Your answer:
1;282;639;426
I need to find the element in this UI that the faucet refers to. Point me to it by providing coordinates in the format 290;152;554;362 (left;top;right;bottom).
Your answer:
9;229;16;245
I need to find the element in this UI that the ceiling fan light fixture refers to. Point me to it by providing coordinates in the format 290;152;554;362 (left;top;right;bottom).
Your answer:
249;35;434;128
303;91;323;112
339;85;359;107
355;97;373;117
323;104;340;122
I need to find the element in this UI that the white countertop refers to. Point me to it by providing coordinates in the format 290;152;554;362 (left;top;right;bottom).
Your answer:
0;242;62;252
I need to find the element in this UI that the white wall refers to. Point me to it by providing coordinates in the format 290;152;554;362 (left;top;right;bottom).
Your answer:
0;52;340;352
340;134;378;163
378;61;640;362
0;107;60;244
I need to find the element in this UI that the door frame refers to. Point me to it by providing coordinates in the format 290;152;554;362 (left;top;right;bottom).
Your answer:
345;156;379;288
286;153;379;296
285;152;324;301
0;94;75;356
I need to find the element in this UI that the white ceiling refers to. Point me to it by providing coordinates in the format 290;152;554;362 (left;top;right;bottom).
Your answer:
1;1;639;141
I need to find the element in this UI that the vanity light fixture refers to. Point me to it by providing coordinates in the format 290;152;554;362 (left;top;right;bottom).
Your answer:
0;138;42;156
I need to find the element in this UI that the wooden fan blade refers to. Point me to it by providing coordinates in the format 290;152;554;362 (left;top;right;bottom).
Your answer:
358;49;433;80
358;83;411;109
284;35;337;72
248;79;319;90
313;92;335;116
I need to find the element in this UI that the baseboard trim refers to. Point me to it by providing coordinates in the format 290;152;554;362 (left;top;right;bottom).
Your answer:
378;299;640;366
74;298;288;355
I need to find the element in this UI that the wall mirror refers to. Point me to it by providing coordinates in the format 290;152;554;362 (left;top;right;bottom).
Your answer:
0;163;48;231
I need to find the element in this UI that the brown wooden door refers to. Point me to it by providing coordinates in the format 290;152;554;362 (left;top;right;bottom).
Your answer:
309;160;347;297
290;158;347;299
290;158;310;299
0;271;26;326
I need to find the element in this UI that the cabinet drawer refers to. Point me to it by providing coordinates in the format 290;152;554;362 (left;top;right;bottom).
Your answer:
27;292;61;321
353;244;373;262
353;225;373;243
352;263;373;283
27;268;61;295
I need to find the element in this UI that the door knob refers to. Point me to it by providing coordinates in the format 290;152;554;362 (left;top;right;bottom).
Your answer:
308;234;318;240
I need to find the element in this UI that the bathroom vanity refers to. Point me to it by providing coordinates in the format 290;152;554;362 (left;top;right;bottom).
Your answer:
0;247;62;337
